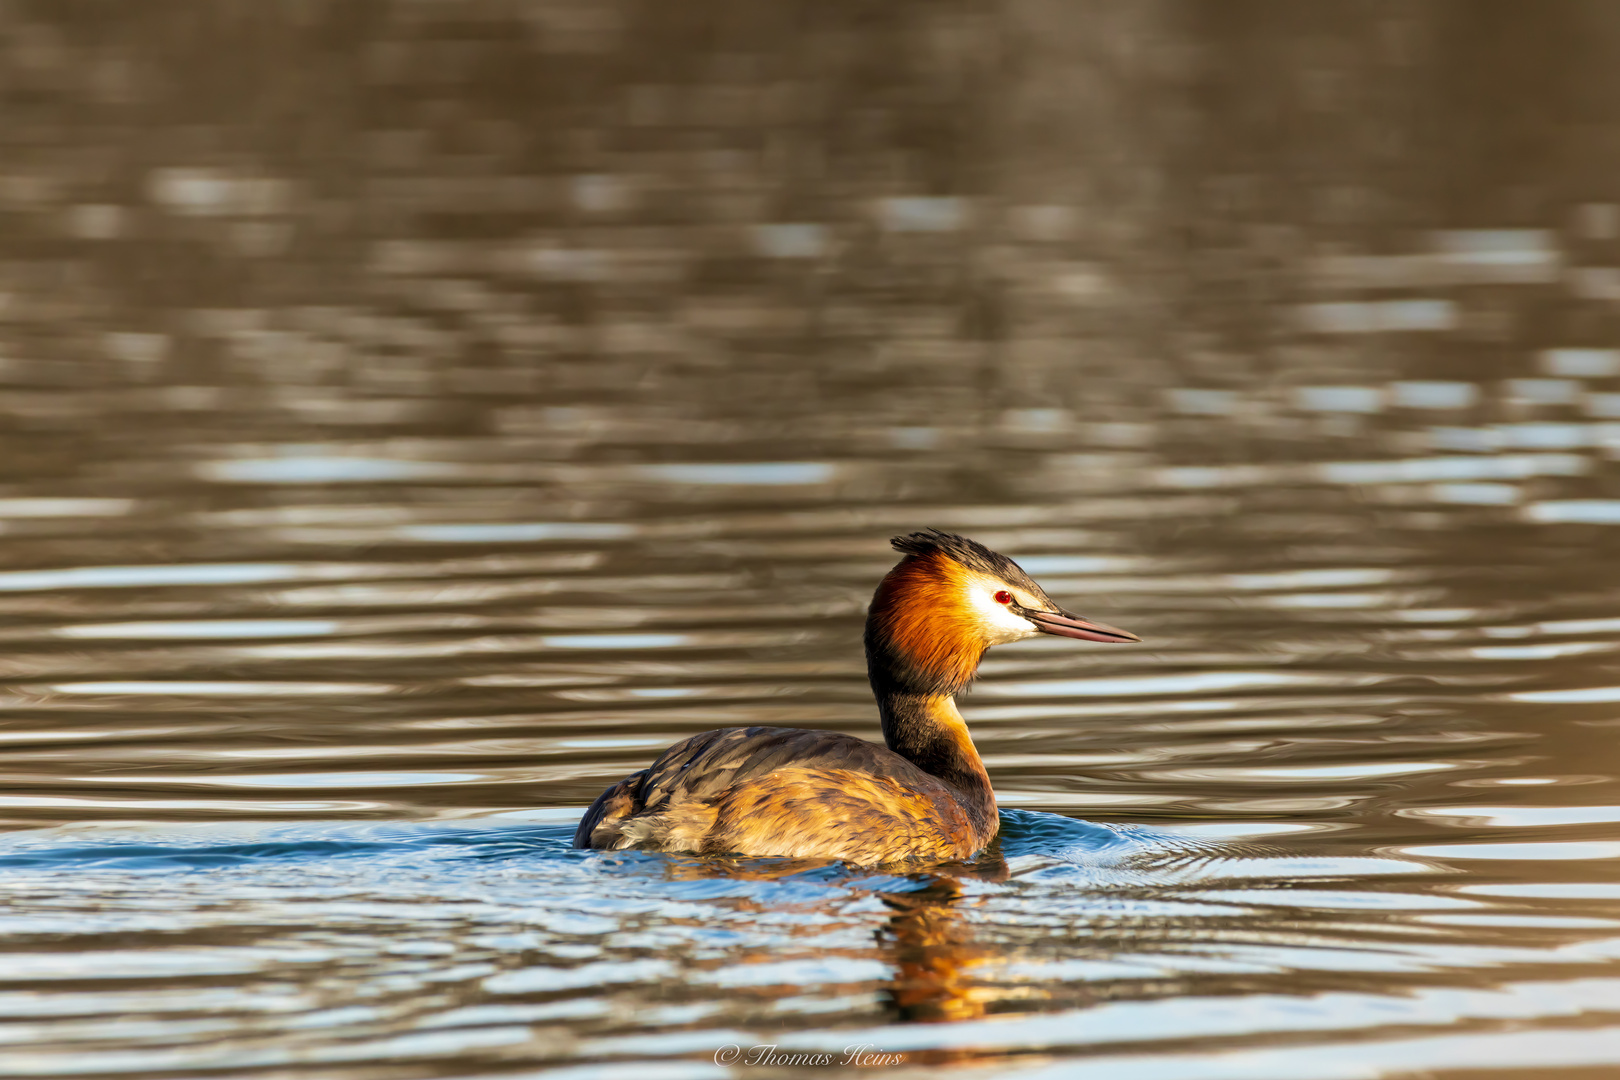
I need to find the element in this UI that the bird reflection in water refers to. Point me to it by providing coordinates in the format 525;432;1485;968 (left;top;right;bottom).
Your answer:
661;845;1008;1031
877;870;997;1025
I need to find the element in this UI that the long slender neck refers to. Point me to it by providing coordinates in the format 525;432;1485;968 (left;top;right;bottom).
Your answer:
873;690;996;833
864;598;997;837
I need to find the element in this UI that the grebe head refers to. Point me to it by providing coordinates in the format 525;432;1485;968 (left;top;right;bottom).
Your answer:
866;529;1138;697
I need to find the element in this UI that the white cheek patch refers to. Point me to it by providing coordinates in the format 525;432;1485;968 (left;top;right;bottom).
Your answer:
966;583;1041;644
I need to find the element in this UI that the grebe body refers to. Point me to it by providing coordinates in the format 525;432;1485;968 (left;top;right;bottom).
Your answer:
573;530;1137;865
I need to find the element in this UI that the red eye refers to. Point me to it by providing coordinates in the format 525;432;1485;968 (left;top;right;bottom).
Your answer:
994;590;1013;605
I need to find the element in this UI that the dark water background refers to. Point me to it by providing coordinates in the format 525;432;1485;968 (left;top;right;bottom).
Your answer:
2;2;1620;1076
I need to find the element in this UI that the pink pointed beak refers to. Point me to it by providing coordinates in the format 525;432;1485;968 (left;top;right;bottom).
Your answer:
1026;608;1139;643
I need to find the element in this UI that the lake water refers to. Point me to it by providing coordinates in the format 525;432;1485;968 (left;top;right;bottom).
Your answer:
2;4;1620;1078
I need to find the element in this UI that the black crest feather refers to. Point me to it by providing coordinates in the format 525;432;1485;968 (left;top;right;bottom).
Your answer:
889;529;1043;595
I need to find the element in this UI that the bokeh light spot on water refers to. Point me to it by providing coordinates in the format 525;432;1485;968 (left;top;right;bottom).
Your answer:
1510;686;1620;704
47;681;395;696
1391;381;1480;410
56;619;341;640
1524;500;1620;524
0;563;308;590
199;457;469;483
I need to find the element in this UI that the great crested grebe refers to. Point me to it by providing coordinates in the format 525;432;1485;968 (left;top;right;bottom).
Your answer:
572;530;1139;865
